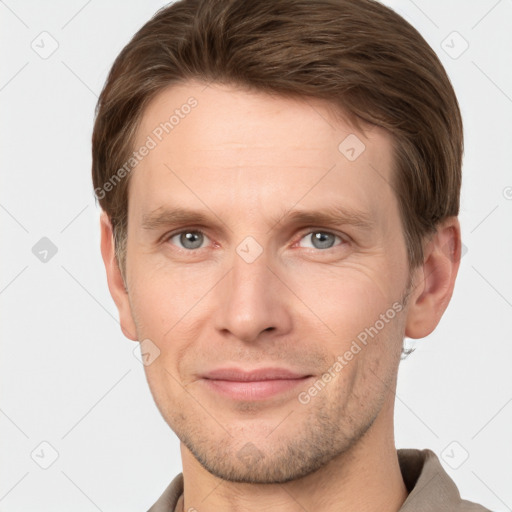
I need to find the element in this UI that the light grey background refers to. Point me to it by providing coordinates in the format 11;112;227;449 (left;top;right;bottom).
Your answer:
1;0;511;510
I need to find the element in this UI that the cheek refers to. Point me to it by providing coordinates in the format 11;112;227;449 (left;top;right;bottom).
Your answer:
127;264;216;395
289;264;399;341
128;258;215;333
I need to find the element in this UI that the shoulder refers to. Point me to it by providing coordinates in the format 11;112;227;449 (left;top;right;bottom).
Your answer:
146;473;183;512
397;448;492;512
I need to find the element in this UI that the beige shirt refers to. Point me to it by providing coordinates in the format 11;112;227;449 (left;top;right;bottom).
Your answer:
147;448;491;511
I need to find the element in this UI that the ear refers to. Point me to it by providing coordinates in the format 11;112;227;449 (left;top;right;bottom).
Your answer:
405;217;462;339
99;212;138;341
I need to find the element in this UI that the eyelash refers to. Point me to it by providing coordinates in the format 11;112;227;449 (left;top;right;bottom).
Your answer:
163;228;347;252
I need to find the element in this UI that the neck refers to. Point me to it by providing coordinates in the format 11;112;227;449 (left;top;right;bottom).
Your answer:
179;394;408;512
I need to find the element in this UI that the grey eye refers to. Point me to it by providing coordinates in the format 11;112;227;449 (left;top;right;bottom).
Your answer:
299;231;341;250
170;231;207;250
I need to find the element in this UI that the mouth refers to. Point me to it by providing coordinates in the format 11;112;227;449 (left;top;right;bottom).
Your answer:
199;367;313;401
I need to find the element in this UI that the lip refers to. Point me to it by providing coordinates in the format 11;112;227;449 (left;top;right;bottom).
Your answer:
200;367;313;401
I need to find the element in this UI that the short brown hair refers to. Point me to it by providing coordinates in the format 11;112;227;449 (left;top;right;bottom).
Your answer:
92;0;463;275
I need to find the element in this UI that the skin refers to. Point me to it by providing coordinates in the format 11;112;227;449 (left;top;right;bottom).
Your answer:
101;81;461;512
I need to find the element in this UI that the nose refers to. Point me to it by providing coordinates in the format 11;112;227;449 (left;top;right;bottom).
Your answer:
213;245;293;343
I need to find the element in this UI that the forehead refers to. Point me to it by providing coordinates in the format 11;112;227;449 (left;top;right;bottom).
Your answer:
129;81;397;224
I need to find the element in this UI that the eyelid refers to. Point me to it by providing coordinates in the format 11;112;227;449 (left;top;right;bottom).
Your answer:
292;228;349;249
162;227;212;250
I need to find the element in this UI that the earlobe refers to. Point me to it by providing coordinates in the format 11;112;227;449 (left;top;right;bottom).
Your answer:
405;217;462;339
99;212;138;341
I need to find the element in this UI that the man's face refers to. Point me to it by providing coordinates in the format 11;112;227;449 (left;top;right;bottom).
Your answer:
123;81;412;483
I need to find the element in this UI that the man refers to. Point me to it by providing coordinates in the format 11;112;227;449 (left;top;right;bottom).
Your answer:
92;0;490;510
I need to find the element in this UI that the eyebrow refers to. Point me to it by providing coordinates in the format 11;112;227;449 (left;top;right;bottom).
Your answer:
275;207;374;231
141;205;375;232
